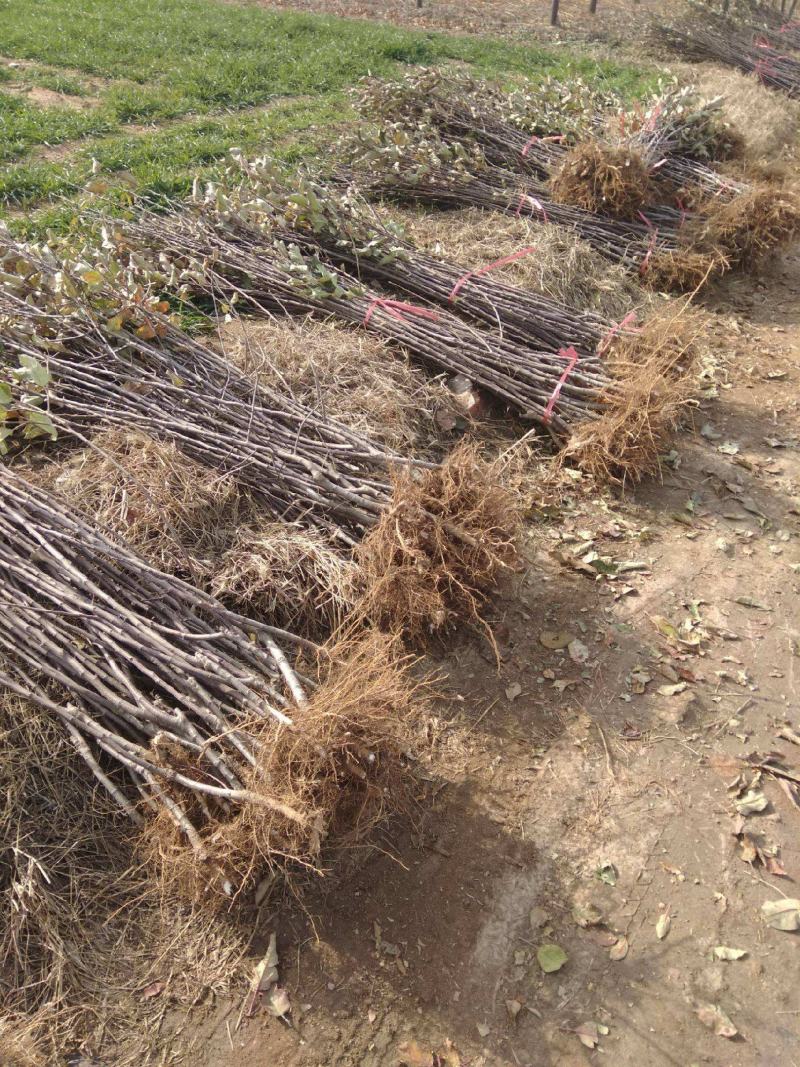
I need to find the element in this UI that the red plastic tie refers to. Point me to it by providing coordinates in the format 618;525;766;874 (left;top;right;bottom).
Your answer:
597;311;640;356
448;245;537;303
676;197;687;229
515;192;549;223
363;297;439;328
637;210;655;230
520;133;565;158
543;346;579;423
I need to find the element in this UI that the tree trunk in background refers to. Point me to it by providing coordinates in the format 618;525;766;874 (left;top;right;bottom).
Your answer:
589;0;598;13
551;0;560;26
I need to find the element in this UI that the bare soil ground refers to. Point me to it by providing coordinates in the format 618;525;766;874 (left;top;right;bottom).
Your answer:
175;244;800;1067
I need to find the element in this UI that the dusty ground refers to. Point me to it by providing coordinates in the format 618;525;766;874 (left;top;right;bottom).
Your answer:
165;237;800;1067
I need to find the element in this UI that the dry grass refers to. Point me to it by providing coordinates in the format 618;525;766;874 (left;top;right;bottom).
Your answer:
357;441;521;641
211;521;362;636
562;303;706;484
217;315;449;453
550;141;653;220
0;694;250;1066
695;183;800;266
674;64;800;161
24;428;360;634
28;428;241;578
143;630;425;906
389;205;647;320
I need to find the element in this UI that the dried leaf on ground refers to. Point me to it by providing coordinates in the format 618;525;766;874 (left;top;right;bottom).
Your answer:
735;789;769;815
597;862;618;886
568;639;590;664
762;898;800;931
572;902;603;928
658;682;688;697
655;910;671;940
609;935;629;961
539;630;572;649
695;1002;738;1038
714;946;747;961
537;944;568;973
575;1021;608;1049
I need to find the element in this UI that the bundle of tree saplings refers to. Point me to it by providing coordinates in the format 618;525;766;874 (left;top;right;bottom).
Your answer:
117;203;610;430
115;194;706;484
653;18;800;97
344;119;721;290
0;232;522;637
196;154;614;357
0;464;427;903
352;72;800;278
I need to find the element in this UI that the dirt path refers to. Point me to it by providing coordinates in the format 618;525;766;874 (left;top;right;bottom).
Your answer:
187;247;800;1066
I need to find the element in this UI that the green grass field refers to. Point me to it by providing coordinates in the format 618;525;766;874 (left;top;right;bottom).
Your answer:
0;0;657;232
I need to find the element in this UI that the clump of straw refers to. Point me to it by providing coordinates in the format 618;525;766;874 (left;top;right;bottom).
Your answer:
550;141;653;220
0;694;249;1066
143;630;424;906
562;305;705;484
218;315;448;453
357;441;520;641
33;428;241;578
389;206;645;320
211;521;362;636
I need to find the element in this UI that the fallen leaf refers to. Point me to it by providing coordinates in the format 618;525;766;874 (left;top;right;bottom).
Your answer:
609;935;629;961
539;630;572;650
572;902;603;928
652;615;680;644
735;789;768;815
397;1040;434;1067
575;1021;602;1049
761;898;800;931
476;1022;490;1038
778;778;800;809
714;946;747;961
568;639;590;665
505;998;522;1022
141;981;165;999
505;682;522;702
765;855;788;877
597;862;618;886
717;441;740;455
695;1002;738;1038
655;910;671;940
537;943;568;973
735;596;772;611
266;987;291;1018
658;682;687;697
244;932;281;1018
